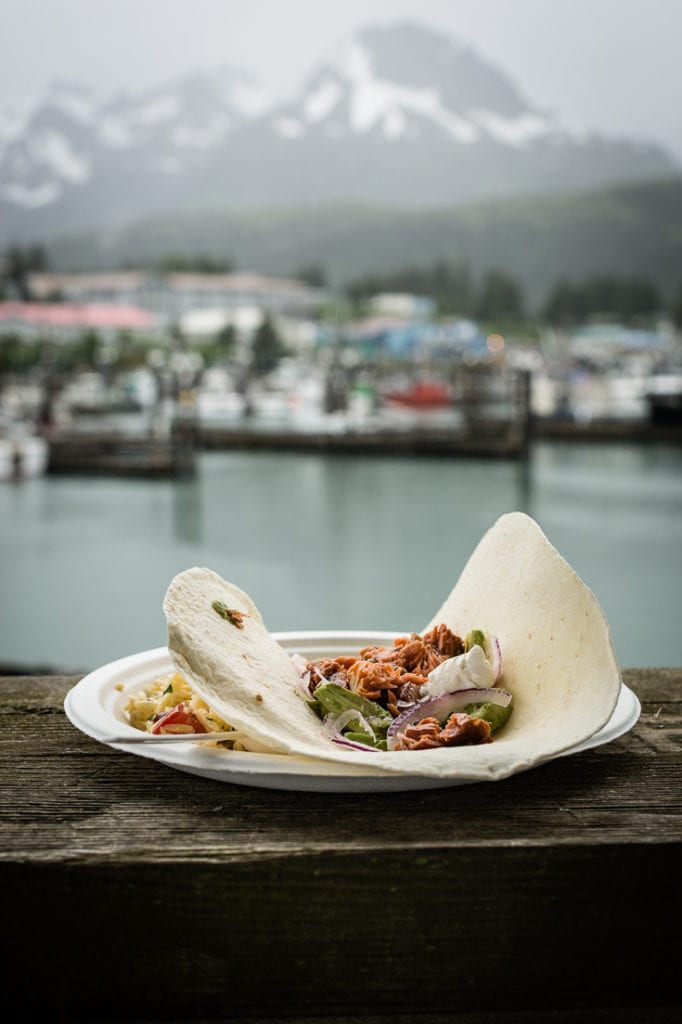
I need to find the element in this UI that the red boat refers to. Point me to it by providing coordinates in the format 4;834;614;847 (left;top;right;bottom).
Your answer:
383;380;453;409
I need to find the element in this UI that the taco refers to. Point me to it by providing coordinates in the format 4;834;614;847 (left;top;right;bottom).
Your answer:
162;512;622;781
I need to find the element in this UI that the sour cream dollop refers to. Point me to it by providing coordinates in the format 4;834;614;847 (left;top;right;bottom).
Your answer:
422;644;495;698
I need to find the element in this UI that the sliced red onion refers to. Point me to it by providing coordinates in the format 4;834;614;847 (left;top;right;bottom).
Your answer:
487;635;503;682
331;736;380;752
311;664;331;685
290;652;308;673
291;654;341;701
325;708;376;740
322;710;379;752
386;687;512;751
290;652;314;700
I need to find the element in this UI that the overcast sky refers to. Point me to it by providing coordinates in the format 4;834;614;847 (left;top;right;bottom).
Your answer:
4;0;682;159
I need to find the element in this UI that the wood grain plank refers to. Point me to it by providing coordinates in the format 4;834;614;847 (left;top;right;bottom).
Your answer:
1;670;680;1020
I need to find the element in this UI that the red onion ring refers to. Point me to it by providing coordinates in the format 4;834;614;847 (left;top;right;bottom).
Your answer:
331;736;380;752
290;652;315;701
487;635;503;682
386;687;512;751
322;709;379;751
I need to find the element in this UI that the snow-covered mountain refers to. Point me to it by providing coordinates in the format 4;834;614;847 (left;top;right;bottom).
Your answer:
0;21;676;243
272;23;559;146
0;69;268;211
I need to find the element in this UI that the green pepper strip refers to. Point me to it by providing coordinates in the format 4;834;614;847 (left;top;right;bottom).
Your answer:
312;681;392;730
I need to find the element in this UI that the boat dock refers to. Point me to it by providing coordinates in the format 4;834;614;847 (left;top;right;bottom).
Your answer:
28;365;680;477
532;416;682;444
46;423;197;478
200;421;528;458
200;366;532;459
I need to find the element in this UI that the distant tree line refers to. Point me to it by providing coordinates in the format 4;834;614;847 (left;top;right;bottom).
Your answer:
345;260;501;320
0;329;159;378
0;246;239;299
138;254;235;275
0;244;49;301
542;275;661;326
293;263;328;288
3;243;682;331
0;315;288;386
343;257;682;329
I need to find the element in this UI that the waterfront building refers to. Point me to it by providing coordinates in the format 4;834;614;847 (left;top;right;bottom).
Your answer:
25;270;329;324
0;301;160;342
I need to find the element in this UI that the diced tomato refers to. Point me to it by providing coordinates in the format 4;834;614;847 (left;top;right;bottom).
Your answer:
150;702;208;734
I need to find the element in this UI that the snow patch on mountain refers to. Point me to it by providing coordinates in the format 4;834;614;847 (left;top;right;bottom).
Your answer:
383;108;406;140
33;129;89;184
132;92;183;127
171;114;233;148
471;109;554;147
0;96;40;158
0;21;675;233
0;121;90;207
96;116;135;149
274;117;305;139
277;38;562;148
95;92;183;150
303;78;342;123
49;82;99;124
224;76;273;118
2;180;61;208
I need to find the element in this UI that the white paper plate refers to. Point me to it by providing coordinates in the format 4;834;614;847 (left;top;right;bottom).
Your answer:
64;631;641;793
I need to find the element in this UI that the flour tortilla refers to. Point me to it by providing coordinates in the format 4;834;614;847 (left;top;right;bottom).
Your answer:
163;512;622;781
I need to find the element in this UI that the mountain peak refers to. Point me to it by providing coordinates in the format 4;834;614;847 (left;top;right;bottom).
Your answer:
274;19;547;145
332;20;528;118
0;19;676;241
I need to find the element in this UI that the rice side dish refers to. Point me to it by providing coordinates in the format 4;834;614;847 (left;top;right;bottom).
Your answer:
123;671;276;752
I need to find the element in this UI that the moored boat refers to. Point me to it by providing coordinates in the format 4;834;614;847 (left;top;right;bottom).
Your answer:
0;434;49;481
646;373;682;424
383;380;454;409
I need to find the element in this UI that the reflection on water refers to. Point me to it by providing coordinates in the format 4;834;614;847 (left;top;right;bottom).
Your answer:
172;477;203;545
515;448;534;515
0;441;680;671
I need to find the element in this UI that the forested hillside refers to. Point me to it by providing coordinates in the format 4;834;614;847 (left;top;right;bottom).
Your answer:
43;176;682;308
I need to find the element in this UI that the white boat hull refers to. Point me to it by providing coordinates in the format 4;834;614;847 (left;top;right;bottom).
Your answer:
0;436;49;481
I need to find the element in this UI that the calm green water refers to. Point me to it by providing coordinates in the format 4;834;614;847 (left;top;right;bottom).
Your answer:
1;441;680;671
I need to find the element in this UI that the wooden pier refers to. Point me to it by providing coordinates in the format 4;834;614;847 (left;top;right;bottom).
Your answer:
47;422;197;478
531;415;682;444
201;367;532;459
200;422;528;458
40;368;681;476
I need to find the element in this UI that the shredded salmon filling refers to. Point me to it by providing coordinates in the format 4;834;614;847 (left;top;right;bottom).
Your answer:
305;625;465;705
392;713;492;750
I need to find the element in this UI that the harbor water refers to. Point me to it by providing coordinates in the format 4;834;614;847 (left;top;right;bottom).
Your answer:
1;440;681;672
